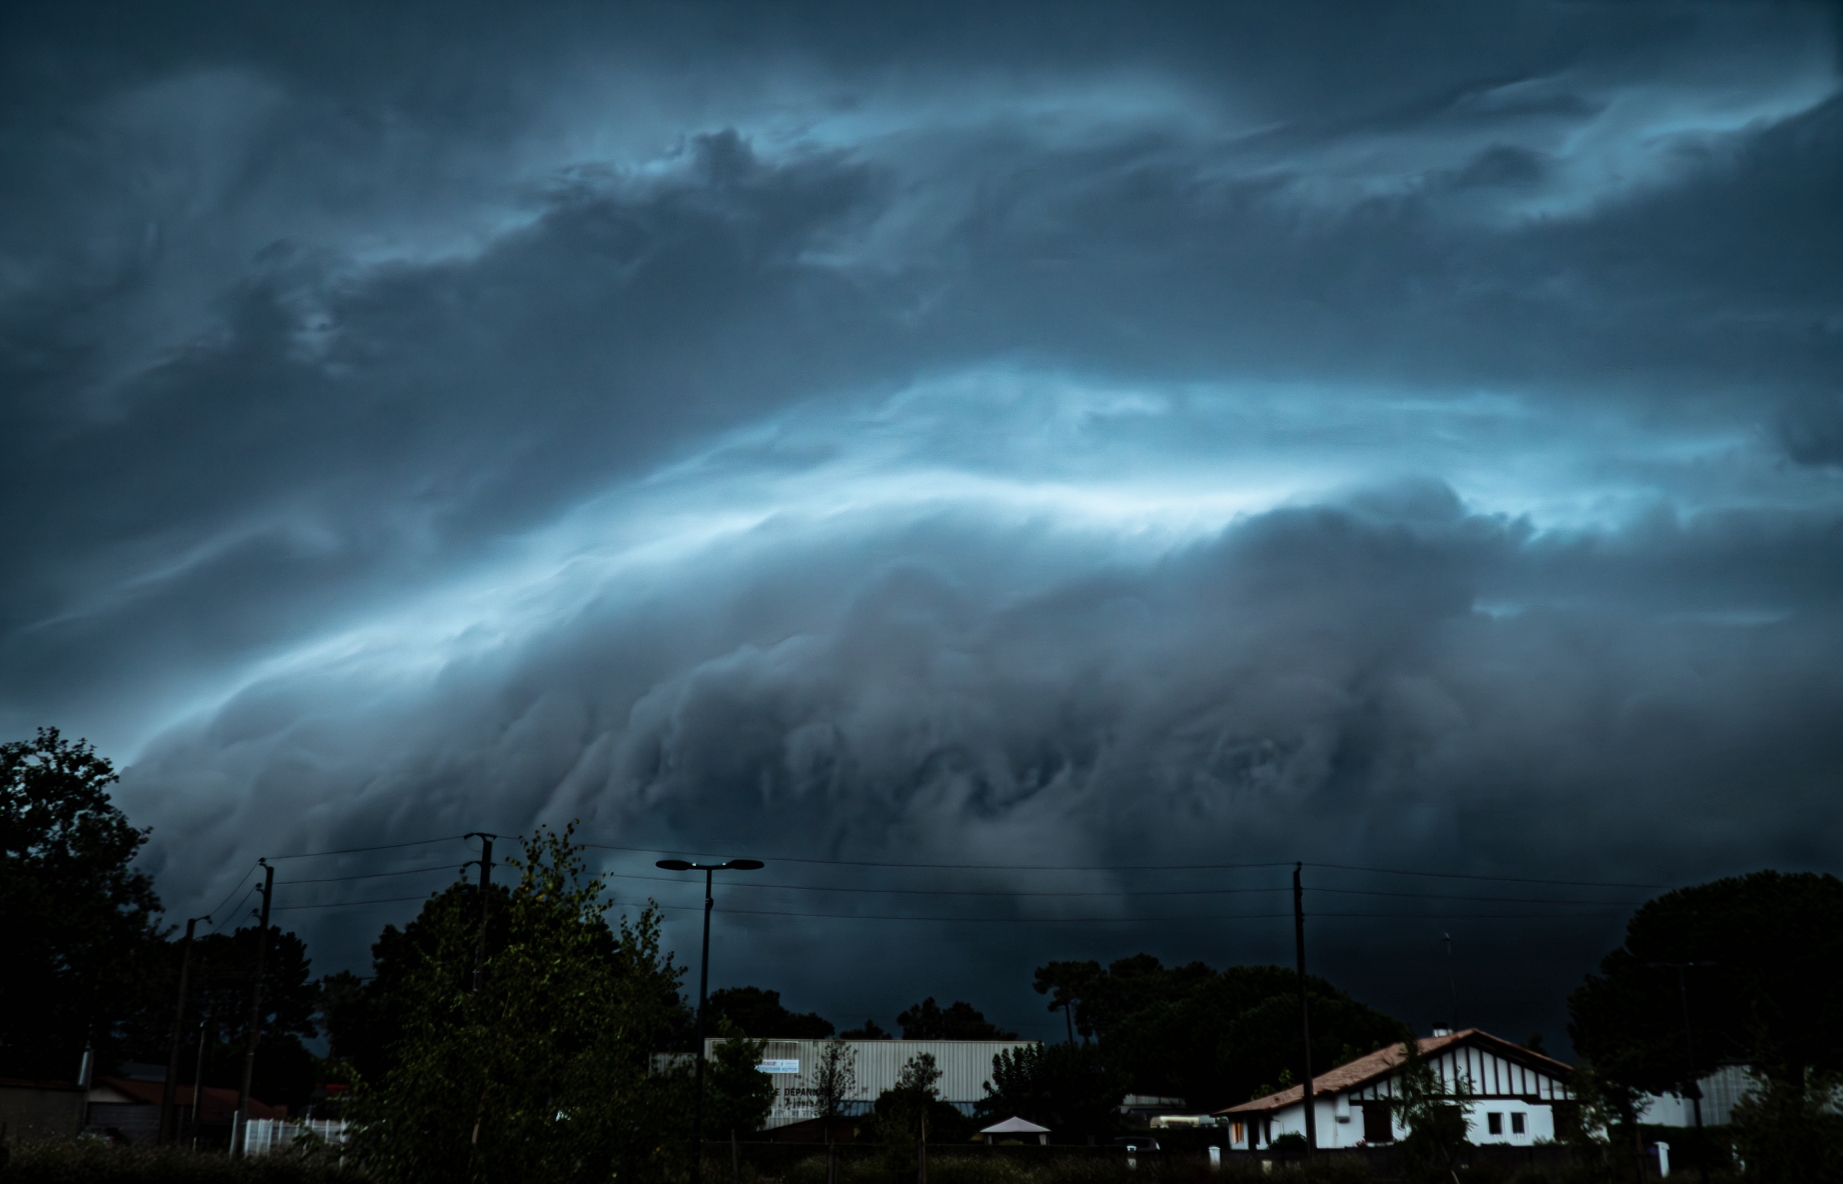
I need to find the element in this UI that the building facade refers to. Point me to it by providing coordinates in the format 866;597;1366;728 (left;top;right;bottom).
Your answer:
1218;1029;1575;1151
703;1038;1037;1129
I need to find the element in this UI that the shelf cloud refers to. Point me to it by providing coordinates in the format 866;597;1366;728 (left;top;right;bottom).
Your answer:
3;1;1839;1042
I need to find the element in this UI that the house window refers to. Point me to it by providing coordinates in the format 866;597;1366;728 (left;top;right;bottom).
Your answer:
1511;1113;1525;1135
1487;1112;1503;1135
1361;1104;1394;1144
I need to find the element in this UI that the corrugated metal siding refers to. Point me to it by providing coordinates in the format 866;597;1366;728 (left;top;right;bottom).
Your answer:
703;1038;1038;1128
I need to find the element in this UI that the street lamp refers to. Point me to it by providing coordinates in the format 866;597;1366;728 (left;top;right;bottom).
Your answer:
657;857;765;1184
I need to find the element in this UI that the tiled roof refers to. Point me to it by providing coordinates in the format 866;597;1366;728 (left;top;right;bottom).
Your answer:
1215;1029;1573;1115
93;1077;286;1120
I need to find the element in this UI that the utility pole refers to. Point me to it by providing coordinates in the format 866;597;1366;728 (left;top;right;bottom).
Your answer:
464;833;496;992
1650;961;1715;1184
1293;862;1317;1155
233;860;274;1159
190;1009;212;1149
159;916;207;1143
1444;933;1458;1033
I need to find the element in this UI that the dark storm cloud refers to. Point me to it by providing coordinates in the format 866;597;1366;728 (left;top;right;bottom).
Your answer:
2;1;1840;1039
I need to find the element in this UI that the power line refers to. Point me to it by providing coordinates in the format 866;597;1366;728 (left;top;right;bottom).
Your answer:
265;835;469;861
582;843;1669;888
269;894;438;912
595;870;1640;905
260;892;1630;921
634;902;1631;924
1307;862;1670;890
207;883;260;933
201;862;260;924
582;844;1295;872
599;871;1292;897
279;863;469;886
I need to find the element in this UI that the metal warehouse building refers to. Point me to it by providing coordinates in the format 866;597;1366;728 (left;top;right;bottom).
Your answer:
704;1038;1038;1128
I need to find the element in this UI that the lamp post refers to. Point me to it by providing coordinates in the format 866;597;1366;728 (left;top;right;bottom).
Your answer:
657;857;765;1184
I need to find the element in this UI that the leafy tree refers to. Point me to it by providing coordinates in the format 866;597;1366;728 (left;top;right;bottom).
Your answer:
978;1042;1127;1143
840;1019;892;1039
1555;1061;1647;1184
1;728;163;1078
707;986;834;1038
1033;954;1401;1110
347;826;689;1184
703;1023;778;1138
1730;1072;1843;1184
865;1052;971;1167
1569;871;1843;1101
320;881;514;1086
1383;1035;1473;1182
895;998;1018;1040
113;924;324;1110
811;1039;858;1130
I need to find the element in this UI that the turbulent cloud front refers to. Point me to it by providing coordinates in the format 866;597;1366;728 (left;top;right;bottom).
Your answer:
3;3;1840;1048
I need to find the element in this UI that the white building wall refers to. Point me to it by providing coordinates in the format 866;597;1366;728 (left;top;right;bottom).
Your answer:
1638;1065;1758;1128
1237;1040;1575;1150
705;1038;1038;1127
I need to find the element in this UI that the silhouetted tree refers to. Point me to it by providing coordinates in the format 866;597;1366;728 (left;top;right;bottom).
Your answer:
1;728;162;1079
978;1042;1126;1143
706;986;834;1038
895;998;1017;1040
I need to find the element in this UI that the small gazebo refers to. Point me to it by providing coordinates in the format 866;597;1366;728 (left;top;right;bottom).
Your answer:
979;1116;1050;1146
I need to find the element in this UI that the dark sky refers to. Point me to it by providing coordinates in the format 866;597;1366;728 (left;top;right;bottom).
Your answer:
4;2;1841;1055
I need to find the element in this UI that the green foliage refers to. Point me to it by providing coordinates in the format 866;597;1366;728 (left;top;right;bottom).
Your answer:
1729;1071;1843;1183
1550;1060;1641;1176
1384;1035;1473;1182
705;1023;778;1136
897;998;1019;1040
708;986;835;1038
1031;954;1402;1110
1;729;162;1078
1568;870;1843;1094
1;1140;363;1184
346;824;690;1184
811;1039;858;1122
317;880;512;1085
979;1042;1128;1142
864;1051;974;1153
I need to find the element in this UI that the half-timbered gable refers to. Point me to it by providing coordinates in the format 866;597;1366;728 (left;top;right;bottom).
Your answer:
1216;1028;1575;1151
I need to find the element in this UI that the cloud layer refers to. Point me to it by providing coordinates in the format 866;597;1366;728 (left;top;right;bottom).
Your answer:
2;1;1840;1043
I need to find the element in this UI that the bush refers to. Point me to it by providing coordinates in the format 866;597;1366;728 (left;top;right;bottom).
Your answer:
2;1140;364;1184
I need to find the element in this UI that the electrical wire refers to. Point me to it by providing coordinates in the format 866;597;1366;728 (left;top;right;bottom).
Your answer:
207;883;260;933
631;902;1630;924
582;842;1668;888
265;835;469;860
280;862;470;886
200;861;259;923
269;894;439;912
598;870;1641;905
1306;862;1671;890
582;843;1294;872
